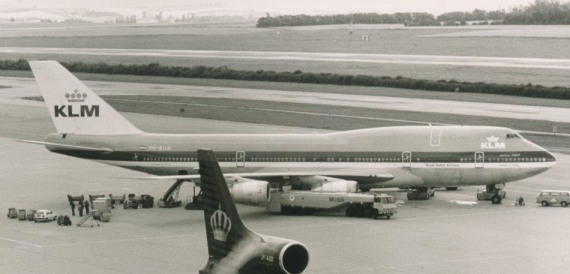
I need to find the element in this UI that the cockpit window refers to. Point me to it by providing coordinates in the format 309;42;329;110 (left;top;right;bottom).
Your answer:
506;133;521;139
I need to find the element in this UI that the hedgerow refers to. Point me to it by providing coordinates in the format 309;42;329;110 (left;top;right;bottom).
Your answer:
1;59;568;99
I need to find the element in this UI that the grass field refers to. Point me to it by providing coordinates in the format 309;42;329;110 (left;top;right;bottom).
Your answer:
8;70;570;109
1;52;568;88
1;24;569;87
2;24;570;58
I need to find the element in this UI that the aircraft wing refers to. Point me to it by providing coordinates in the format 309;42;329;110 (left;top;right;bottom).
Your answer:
16;140;114;153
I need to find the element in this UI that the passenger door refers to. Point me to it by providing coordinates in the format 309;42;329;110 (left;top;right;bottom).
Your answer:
236;151;246;168
402;151;411;168
475;152;484;168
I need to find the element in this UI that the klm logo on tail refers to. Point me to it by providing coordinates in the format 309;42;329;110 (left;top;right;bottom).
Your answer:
54;89;99;117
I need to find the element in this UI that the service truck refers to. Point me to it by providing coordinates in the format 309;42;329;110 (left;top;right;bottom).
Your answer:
267;190;397;219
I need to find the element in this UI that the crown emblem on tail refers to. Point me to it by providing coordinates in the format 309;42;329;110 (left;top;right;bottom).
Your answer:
65;89;87;103
487;136;499;142
210;204;232;242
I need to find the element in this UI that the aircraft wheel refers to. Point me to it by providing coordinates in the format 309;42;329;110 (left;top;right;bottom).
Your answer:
356;207;365;218
386;216;391;219
561;201;568;207
541;201;548;207
345;207;354;217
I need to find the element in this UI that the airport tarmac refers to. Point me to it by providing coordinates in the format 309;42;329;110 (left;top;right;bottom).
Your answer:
2;47;570;70
1;117;569;274
1;79;570;273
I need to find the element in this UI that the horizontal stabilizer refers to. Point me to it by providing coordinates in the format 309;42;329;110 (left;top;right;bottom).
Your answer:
16;139;113;153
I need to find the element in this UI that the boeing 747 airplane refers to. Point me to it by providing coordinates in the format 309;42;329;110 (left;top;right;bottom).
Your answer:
22;61;557;205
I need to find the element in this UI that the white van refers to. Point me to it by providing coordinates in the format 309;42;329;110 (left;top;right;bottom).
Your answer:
536;190;570;207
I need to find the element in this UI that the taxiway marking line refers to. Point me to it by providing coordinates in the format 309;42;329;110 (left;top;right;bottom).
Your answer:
40;233;203;248
2;47;570;70
0;237;42;248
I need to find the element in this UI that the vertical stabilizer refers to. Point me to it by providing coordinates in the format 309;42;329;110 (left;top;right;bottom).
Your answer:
29;60;142;135
198;149;309;274
198;149;252;261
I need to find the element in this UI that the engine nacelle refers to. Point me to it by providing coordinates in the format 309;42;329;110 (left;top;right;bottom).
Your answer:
297;176;358;193
229;178;270;206
278;241;310;274
234;239;309;274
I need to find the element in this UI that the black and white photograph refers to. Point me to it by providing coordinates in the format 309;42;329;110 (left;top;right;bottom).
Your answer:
0;0;569;273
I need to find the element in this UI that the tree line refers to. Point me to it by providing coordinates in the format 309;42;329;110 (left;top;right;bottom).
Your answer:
257;12;440;27
1;59;569;100
257;1;570;27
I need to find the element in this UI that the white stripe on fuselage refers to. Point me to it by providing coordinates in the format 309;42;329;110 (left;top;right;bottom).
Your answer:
96;160;556;170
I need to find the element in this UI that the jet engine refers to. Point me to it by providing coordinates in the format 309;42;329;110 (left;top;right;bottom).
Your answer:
221;239;309;274
229;177;270;206
295;176;358;193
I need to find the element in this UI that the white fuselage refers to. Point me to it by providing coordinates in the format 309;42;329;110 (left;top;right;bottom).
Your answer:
44;126;556;189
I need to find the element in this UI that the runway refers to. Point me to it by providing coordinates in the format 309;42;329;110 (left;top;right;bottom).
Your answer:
2;47;570;70
2;76;570;124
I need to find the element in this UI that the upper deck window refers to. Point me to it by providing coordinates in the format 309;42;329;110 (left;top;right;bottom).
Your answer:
506;133;521;139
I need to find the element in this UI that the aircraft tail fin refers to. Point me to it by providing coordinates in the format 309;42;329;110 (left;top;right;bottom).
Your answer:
29;60;142;135
198;149;309;274
198;149;252;260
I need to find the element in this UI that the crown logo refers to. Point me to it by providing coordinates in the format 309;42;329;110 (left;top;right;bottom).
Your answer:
210;204;232;242
65;89;87;103
487;136;499;143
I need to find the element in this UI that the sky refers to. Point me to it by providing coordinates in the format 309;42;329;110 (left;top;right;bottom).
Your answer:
2;0;537;15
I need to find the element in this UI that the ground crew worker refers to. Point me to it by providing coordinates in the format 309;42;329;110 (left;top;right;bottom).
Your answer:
69;201;75;216
78;201;84;217
84;200;90;214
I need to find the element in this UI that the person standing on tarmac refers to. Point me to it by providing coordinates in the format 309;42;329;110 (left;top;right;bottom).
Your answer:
67;194;76;216
69;201;75;216
78;201;84;217
84;200;90;214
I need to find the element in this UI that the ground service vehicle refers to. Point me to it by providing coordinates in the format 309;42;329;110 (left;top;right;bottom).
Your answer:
537;190;570;207
34;209;57;222
476;184;507;204
93;197;112;214
267;190;397;219
57;215;72;226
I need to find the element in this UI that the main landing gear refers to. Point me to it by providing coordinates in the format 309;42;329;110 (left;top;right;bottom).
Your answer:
476;184;506;204
407;187;435;200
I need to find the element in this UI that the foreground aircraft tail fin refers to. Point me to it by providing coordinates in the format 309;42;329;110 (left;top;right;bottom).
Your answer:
29;60;142;135
198;149;309;274
198;149;252;260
